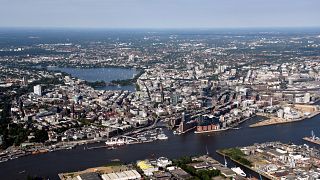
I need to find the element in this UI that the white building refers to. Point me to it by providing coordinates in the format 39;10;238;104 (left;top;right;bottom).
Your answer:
34;85;42;96
304;93;311;103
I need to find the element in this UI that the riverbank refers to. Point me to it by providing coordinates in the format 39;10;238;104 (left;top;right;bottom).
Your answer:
58;154;241;180
250;111;320;128
195;115;256;134
1;114;319;180
0;125;168;164
303;137;320;145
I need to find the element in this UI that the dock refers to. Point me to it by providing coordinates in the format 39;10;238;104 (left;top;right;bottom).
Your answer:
303;137;320;145
250;111;320;128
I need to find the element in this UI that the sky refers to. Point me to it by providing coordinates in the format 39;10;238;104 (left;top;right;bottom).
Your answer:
0;0;320;29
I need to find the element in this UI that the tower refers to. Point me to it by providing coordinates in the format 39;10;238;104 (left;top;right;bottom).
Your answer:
33;85;42;96
160;83;164;103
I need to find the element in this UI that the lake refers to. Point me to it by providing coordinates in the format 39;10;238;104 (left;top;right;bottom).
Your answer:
47;67;138;91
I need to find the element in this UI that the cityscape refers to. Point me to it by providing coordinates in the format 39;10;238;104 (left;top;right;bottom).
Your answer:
0;0;320;180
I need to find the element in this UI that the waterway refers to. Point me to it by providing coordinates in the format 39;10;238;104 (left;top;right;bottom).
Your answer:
1;114;320;179
47;67;138;91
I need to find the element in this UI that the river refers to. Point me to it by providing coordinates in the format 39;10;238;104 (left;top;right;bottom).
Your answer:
0;114;319;179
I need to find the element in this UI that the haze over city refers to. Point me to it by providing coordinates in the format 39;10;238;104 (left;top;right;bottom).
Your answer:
1;0;320;28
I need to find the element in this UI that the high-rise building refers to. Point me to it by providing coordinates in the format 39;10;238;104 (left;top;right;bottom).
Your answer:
128;54;135;61
22;76;28;86
160;83;164;103
170;92;180;106
34;85;42;96
304;93;311;103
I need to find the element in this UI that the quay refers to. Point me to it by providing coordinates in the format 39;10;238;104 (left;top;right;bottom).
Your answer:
250;111;320;128
303;137;320;145
195;115;255;134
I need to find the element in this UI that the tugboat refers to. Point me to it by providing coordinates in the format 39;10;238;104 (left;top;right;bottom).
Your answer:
231;167;246;177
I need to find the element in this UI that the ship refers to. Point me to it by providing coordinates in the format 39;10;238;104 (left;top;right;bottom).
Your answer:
105;138;127;146
231;167;246;177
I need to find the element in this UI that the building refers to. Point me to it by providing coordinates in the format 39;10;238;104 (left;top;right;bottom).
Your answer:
0;135;3;146
136;160;158;176
22;76;28;86
304;93;311;103
101;170;141;180
156;157;172;168
277;109;284;118
170;92;180;106
34;85;42;96
128;54;135;61
77;172;101;180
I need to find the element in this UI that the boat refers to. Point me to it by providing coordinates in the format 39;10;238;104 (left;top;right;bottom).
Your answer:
224;155;227;167
107;147;117;150
0;158;8;163
231;167;246;177
105;138;126;146
157;134;168;140
18;170;26;174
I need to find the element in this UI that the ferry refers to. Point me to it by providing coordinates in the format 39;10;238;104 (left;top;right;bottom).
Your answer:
231;167;246;177
157;134;168;140
105;138;127;146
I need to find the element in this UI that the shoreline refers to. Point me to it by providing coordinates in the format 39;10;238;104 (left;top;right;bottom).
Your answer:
250;111;320;128
303;137;320;146
195;115;255;134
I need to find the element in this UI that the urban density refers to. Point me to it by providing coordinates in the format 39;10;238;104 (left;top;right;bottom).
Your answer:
1;0;320;178
0;28;319;179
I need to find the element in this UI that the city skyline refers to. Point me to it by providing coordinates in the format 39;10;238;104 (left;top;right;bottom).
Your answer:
1;0;320;28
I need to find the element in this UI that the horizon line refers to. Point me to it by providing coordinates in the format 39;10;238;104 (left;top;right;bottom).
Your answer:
0;26;320;30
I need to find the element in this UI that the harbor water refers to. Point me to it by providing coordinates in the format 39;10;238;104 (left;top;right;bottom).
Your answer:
0;115;320;179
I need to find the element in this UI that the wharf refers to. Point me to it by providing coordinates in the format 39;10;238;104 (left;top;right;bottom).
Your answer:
195;115;255;134
303;137;320;145
250;111;320;128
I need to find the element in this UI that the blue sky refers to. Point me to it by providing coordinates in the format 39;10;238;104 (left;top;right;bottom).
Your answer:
0;0;319;28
